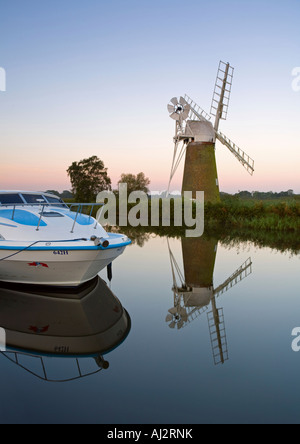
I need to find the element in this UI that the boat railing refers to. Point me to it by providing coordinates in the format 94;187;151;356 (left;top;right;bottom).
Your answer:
0;202;105;233
1;350;109;382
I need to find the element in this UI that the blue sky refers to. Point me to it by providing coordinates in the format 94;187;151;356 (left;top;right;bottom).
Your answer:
0;0;299;193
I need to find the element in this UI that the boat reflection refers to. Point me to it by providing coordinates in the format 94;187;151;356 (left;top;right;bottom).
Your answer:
166;237;252;365
0;276;131;382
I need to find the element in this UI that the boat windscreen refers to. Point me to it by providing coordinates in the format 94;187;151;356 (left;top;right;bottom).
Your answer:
44;195;68;208
22;194;48;204
0;194;24;205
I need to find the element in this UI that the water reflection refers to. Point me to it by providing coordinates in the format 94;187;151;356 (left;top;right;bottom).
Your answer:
166;237;252;365
0;277;131;382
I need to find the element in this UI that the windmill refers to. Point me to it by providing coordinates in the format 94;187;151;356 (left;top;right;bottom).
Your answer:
166;237;252;365
167;61;255;203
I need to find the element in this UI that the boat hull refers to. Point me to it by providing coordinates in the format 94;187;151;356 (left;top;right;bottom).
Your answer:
0;245;126;286
0;276;131;358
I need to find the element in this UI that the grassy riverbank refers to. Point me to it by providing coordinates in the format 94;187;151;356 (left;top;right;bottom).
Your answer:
122;196;299;233
204;197;300;232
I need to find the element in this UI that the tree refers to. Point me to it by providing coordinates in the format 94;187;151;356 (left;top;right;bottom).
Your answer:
118;172;150;195
235;191;252;199
60;190;74;199
67;156;111;202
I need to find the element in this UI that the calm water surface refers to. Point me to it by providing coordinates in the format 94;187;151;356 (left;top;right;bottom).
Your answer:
0;234;299;424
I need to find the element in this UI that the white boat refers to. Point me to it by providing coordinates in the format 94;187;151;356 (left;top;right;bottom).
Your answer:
0;190;131;286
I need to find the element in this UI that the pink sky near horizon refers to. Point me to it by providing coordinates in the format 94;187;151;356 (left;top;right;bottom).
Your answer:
1;154;299;195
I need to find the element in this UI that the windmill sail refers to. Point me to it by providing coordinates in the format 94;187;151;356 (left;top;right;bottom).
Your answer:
214;258;252;299
216;132;255;175
184;96;255;176
184;94;211;122
207;305;228;365
206;257;252;365
210;61;234;130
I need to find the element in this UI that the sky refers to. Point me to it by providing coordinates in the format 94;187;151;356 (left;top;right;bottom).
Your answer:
0;0;299;194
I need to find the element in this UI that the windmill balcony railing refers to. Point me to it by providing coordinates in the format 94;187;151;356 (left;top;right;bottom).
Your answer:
0;202;105;233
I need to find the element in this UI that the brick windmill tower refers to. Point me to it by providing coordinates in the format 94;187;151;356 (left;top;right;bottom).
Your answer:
167;61;255;203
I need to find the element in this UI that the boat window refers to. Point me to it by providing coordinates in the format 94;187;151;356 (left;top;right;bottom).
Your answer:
0;194;24;205
22;194;48;205
44;195;68;208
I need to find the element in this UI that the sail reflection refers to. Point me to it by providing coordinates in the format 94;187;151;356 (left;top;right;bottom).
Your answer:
166;237;252;365
0;277;131;382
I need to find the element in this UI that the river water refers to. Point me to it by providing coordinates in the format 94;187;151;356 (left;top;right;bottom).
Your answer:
0;234;299;424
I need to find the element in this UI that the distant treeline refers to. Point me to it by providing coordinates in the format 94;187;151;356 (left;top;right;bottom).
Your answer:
46;189;299;201
45;190;74;199
222;190;299;200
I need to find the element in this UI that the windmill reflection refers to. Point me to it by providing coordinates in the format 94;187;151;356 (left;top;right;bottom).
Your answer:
166;237;252;365
0;276;131;382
